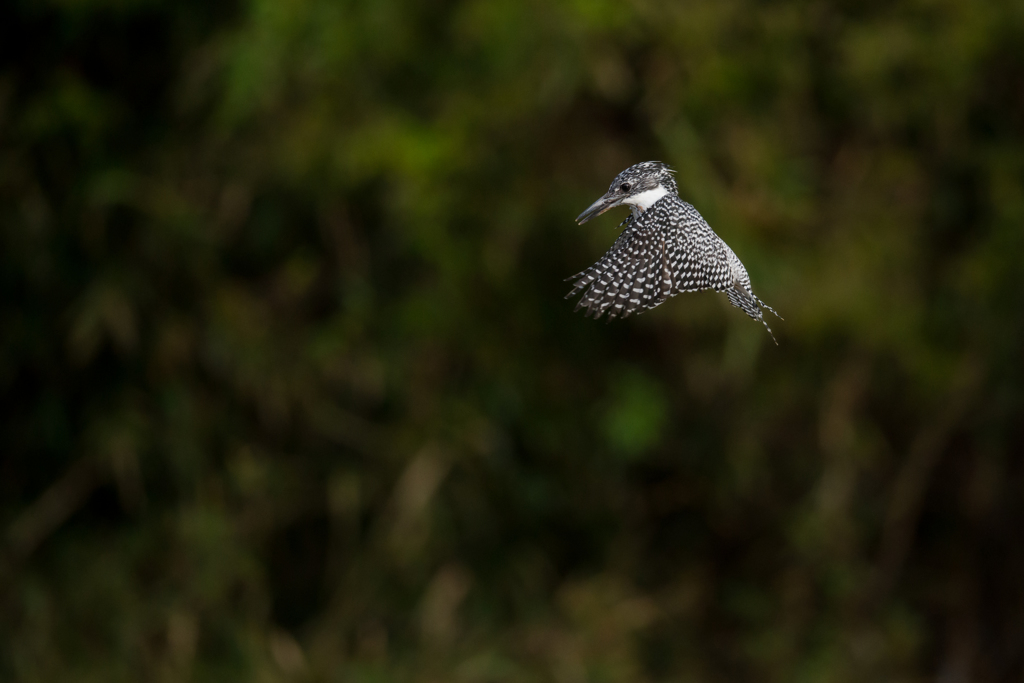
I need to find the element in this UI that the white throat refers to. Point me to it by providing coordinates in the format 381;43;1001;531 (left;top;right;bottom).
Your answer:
623;185;669;216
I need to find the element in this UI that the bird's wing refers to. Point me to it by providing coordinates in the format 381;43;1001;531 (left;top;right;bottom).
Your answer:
565;220;670;320
659;201;734;295
565;199;740;319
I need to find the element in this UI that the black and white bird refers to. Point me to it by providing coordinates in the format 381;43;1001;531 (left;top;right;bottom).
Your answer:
566;161;781;342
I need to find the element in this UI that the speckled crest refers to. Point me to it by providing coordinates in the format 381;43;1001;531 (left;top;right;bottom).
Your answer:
607;161;678;196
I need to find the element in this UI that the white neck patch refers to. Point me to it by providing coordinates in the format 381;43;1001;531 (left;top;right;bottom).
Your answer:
623;185;669;216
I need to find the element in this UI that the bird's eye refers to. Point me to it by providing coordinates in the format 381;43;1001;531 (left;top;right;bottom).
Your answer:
620;183;631;192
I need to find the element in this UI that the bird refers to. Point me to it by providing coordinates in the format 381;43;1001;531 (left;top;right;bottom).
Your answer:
565;161;782;343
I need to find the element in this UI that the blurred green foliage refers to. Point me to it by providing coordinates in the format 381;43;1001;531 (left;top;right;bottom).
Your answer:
2;0;1024;680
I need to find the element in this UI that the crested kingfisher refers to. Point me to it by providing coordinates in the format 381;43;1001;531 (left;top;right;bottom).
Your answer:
566;161;781;342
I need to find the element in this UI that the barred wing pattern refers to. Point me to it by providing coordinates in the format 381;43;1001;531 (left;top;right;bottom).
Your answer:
566;196;780;340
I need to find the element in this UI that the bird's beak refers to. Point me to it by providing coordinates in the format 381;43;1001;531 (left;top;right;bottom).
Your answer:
576;192;621;224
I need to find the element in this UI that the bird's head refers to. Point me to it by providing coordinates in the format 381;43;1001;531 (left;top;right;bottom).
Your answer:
576;161;678;224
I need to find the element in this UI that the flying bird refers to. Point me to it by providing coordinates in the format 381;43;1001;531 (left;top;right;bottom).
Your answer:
566;161;781;342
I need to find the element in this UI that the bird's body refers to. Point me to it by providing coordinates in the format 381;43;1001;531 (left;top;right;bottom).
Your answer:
566;161;781;341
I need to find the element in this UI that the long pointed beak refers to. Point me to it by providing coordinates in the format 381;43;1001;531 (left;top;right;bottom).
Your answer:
576;192;621;224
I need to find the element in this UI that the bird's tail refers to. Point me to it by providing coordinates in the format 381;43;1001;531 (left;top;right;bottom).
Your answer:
727;284;782;345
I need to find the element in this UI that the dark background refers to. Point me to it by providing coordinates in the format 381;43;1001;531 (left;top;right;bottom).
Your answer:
3;0;1024;680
